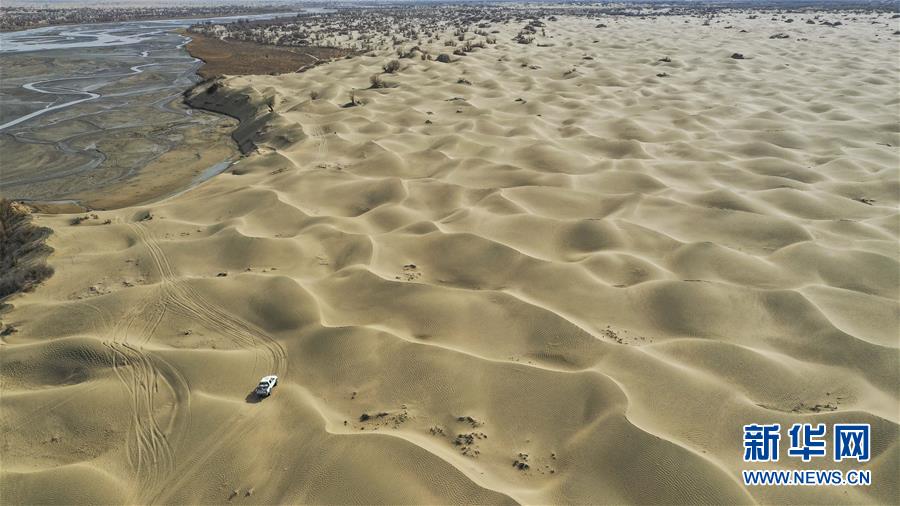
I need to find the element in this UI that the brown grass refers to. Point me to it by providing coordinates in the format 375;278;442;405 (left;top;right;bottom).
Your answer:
184;32;352;79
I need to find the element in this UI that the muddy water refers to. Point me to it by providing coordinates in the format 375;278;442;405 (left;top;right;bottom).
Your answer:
0;14;294;210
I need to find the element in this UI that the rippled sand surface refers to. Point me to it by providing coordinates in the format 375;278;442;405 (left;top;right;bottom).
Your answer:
2;13;898;505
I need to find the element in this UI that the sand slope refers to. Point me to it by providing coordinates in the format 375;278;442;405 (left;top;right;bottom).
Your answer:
2;14;898;505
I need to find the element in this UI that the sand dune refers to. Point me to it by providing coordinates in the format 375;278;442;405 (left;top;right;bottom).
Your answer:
2;13;898;505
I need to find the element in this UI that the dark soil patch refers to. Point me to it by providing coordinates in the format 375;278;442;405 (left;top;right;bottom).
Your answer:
185;31;353;79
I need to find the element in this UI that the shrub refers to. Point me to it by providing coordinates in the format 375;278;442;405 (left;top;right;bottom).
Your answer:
382;59;401;73
369;74;387;89
0;199;54;300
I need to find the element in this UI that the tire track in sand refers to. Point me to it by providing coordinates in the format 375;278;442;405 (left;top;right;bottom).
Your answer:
128;222;287;375
125;222;287;503
103;281;178;500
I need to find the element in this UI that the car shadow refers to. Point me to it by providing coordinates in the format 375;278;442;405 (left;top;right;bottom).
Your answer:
245;391;263;404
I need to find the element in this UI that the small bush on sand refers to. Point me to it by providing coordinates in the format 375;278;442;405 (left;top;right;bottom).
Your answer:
370;74;391;89
399;47;422;59
346;90;359;107
436;53;452;63
383;59;401;73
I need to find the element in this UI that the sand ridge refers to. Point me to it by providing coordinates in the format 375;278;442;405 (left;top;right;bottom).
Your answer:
2;12;899;505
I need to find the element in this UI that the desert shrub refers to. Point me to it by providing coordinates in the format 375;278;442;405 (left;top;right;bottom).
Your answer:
436;53;452;63
0;199;54;300
369;74;387;88
382;59;401;73
514;33;534;44
399;46;421;59
0;264;53;300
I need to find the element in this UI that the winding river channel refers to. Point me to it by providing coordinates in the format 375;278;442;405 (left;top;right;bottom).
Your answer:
0;13;297;208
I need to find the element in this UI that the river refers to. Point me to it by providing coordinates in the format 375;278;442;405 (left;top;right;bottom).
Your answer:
0;12;302;209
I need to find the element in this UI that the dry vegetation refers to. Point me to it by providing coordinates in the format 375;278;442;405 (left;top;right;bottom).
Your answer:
187;1;899;57
0;200;53;301
185;31;353;79
183;2;900;88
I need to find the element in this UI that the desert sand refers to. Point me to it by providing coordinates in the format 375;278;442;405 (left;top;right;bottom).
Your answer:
1;12;898;505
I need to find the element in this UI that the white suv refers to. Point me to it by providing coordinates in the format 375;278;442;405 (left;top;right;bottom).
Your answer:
255;375;278;397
